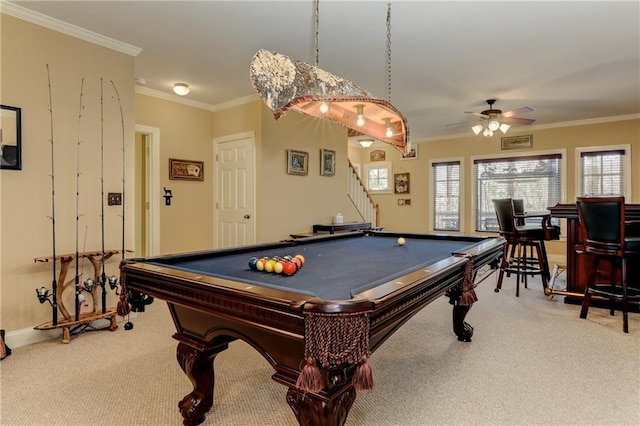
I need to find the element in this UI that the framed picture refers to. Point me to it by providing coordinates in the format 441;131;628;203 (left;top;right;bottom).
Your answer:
370;149;386;162
169;158;204;181
401;145;418;160
320;149;335;176
0;105;22;170
287;149;308;176
394;172;410;194
501;135;533;150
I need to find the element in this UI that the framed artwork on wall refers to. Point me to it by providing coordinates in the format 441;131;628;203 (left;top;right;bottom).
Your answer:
287;149;308;176
169;158;204;181
501;135;533;150
401;145;418;160
394;172;410;194
0;105;22;170
370;149;386;162
320;149;335;176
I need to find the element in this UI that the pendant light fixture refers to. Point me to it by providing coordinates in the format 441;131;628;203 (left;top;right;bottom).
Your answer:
250;1;409;154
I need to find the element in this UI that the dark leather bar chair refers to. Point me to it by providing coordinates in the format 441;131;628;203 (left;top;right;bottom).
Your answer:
493;199;560;296
577;196;640;333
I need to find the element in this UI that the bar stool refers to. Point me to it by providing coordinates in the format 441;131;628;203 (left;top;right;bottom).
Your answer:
577;196;640;333
493;199;559;296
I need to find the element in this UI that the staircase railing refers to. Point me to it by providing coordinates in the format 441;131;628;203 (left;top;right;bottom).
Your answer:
347;160;379;227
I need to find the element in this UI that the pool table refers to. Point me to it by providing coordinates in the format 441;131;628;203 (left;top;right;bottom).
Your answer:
120;231;504;426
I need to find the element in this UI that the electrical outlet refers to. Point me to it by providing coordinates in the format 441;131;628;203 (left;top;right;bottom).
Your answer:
108;192;122;206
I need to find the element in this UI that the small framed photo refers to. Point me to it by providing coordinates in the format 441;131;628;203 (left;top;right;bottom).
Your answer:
501;135;533;150
287;149;308;176
394;172;410;194
169;158;204;181
370;149;386;162
320;149;336;176
401;145;418;160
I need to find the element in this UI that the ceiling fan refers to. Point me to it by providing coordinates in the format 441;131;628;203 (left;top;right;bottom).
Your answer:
447;99;535;137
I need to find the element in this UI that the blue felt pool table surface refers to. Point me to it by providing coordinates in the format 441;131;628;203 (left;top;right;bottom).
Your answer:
144;232;488;300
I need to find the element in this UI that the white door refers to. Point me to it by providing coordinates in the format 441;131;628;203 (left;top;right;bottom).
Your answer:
214;132;256;248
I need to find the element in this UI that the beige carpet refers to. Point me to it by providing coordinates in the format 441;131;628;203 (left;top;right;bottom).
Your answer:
1;272;639;425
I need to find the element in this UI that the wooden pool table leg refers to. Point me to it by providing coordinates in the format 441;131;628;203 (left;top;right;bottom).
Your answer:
286;385;356;426
176;341;226;426
452;305;474;342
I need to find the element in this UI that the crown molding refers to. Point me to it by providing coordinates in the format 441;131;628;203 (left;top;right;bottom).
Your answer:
135;86;260;112
1;1;142;57
421;113;640;143
135;86;216;111
213;94;261;111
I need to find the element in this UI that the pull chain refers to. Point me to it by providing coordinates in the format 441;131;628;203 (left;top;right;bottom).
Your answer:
387;2;392;103
314;0;320;67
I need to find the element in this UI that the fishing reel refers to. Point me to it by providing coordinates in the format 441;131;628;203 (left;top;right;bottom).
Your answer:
83;278;96;292
35;286;54;306
95;274;119;291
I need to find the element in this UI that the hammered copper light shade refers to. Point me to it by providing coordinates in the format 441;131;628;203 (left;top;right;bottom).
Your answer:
250;49;409;155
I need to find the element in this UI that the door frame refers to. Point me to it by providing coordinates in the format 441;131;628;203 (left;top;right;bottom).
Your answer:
134;124;160;256
212;131;256;248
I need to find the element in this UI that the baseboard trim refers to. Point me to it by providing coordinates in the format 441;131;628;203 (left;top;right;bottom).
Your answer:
5;327;61;348
4;313;137;349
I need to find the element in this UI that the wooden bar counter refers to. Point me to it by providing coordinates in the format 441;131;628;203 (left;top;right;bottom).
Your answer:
548;203;640;302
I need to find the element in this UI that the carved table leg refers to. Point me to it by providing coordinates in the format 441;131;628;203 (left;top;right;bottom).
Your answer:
176;342;224;426
452;304;474;342
286;386;356;426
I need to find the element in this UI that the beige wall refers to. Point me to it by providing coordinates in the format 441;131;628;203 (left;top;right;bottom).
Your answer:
134;94;214;254
2;13;639;341
359;118;640;258
1;15;135;331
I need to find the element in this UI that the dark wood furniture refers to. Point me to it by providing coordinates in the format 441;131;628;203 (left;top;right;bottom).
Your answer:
120;231;504;426
493;199;559;296
312;221;372;234
576;196;640;332
548;203;640;301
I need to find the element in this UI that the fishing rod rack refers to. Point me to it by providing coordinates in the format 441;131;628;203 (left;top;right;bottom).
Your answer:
34;249;124;343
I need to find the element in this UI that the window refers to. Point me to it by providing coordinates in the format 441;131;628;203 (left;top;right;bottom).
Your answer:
363;161;392;193
432;160;461;231
474;153;563;232
576;145;630;197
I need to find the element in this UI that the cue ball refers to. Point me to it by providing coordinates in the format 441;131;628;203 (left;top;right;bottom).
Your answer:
397;237;406;246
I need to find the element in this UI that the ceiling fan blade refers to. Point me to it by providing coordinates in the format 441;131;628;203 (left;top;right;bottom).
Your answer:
445;120;475;127
503;117;536;125
465;112;489;118
502;107;533;118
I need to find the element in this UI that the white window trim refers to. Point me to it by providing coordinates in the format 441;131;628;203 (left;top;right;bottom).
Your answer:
575;144;631;197
429;157;464;233
363;161;393;194
471;149;567;234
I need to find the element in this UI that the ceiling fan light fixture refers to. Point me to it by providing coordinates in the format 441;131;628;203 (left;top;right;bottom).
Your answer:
487;120;500;131
173;83;190;96
483;128;494;137
359;139;374;148
499;123;511;133
472;124;484;135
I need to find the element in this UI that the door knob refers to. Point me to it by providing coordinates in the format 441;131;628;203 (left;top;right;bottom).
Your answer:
244;214;251;219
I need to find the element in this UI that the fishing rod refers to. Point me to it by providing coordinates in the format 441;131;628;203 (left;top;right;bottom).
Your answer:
45;64;58;326
74;78;86;322
99;78;107;314
109;80;125;264
110;80;134;330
